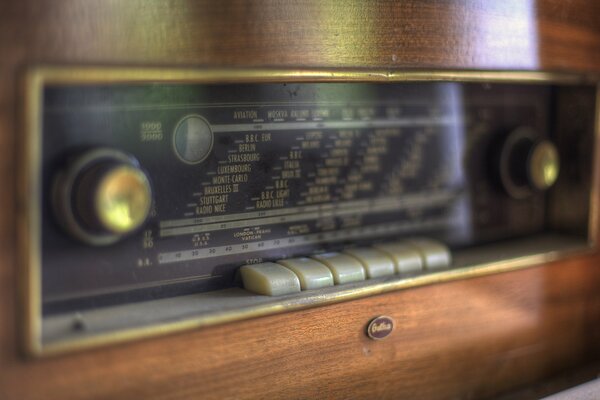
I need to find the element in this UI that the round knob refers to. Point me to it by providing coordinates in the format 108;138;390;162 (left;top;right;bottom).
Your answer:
93;164;152;234
497;128;560;199
53;148;152;245
528;140;560;191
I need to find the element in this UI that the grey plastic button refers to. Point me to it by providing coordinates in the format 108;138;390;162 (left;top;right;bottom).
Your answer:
239;262;301;296
343;248;395;278
312;252;366;284
408;238;451;270
373;242;423;274
277;257;334;290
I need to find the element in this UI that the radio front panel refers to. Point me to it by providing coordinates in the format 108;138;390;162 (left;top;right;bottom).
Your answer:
21;69;598;355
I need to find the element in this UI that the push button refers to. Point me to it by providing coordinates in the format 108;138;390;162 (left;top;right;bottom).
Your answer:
277;257;334;290
239;262;301;296
373;242;423;274
408;238;451;270
343;248;395;278
312;252;366;284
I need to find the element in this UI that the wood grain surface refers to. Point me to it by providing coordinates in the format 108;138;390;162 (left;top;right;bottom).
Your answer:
2;256;600;399
1;1;600;399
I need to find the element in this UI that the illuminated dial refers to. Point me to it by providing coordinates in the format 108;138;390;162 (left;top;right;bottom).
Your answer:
172;115;214;164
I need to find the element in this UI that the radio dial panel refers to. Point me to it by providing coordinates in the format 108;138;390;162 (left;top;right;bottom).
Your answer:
21;68;598;355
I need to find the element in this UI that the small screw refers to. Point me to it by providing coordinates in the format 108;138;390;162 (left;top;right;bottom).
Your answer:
72;313;87;332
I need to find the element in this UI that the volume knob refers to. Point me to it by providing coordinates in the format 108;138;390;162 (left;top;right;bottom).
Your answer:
53;148;152;246
497;127;560;199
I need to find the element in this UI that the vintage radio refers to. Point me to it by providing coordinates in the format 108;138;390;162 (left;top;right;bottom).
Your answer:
21;68;599;356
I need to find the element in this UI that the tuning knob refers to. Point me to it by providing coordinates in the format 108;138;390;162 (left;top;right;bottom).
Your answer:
496;127;560;199
53;148;152;245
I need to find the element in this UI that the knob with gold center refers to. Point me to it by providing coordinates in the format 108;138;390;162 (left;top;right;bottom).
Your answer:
53;148;152;245
528;140;560;191
497;127;560;199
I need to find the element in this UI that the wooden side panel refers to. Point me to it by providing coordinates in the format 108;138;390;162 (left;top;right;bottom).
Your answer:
1;1;600;399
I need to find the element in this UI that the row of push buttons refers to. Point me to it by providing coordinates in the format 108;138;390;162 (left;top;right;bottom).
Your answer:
239;238;451;296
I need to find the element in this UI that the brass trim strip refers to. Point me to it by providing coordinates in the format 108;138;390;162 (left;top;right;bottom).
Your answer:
589;85;600;246
29;66;600;85
21;71;44;356
20;66;600;357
